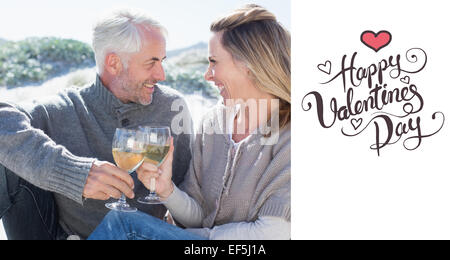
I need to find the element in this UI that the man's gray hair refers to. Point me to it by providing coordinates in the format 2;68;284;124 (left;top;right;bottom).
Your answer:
92;7;168;74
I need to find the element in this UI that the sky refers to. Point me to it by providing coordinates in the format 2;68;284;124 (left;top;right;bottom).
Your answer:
0;0;290;51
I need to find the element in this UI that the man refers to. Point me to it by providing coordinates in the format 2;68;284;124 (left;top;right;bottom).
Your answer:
0;8;193;240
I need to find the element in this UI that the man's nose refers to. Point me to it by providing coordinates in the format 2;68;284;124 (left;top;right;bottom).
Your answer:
153;63;166;82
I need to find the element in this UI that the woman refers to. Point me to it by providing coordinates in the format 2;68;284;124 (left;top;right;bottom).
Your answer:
88;4;291;240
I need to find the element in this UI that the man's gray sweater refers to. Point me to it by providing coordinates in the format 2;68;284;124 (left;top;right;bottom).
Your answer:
0;76;193;238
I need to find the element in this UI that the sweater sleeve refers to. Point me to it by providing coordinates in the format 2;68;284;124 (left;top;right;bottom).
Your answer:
164;184;204;227
0;102;95;204
170;120;207;227
164;185;291;240
185;216;291;240
177;127;207;226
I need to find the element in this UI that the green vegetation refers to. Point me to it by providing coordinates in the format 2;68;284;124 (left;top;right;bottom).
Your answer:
0;37;94;87
163;48;219;98
0;37;218;99
164;67;218;99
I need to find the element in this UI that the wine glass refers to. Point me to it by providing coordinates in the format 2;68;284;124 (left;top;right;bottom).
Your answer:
105;128;145;212
138;126;171;204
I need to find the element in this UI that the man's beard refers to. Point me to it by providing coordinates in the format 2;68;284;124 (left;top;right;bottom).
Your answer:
115;70;154;106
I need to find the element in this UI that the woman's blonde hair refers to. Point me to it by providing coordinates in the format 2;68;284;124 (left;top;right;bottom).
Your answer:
210;4;291;128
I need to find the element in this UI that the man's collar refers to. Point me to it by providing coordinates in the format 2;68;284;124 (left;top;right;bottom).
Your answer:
89;74;144;116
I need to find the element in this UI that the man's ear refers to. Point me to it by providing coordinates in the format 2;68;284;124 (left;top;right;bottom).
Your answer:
104;53;123;76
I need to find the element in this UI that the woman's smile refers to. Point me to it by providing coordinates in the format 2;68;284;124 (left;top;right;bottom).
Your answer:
216;83;229;99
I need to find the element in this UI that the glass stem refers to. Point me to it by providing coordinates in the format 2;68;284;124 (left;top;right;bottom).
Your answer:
119;194;127;205
150;177;156;193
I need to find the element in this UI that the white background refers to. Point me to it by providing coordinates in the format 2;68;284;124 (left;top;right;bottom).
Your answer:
292;0;450;239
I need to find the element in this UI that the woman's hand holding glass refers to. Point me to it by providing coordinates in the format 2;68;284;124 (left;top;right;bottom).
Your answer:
137;137;175;201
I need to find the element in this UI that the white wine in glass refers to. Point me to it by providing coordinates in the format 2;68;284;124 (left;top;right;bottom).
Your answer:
105;128;145;212
112;149;145;172
138;126;171;204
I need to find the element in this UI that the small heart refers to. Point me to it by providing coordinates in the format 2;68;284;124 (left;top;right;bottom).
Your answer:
360;30;392;52
400;75;410;84
351;118;363;130
317;60;331;74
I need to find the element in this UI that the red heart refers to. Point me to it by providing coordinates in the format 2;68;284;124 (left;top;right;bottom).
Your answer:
360;30;392;52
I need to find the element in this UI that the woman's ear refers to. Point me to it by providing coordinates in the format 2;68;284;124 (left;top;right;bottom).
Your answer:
236;60;252;76
104;53;123;76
